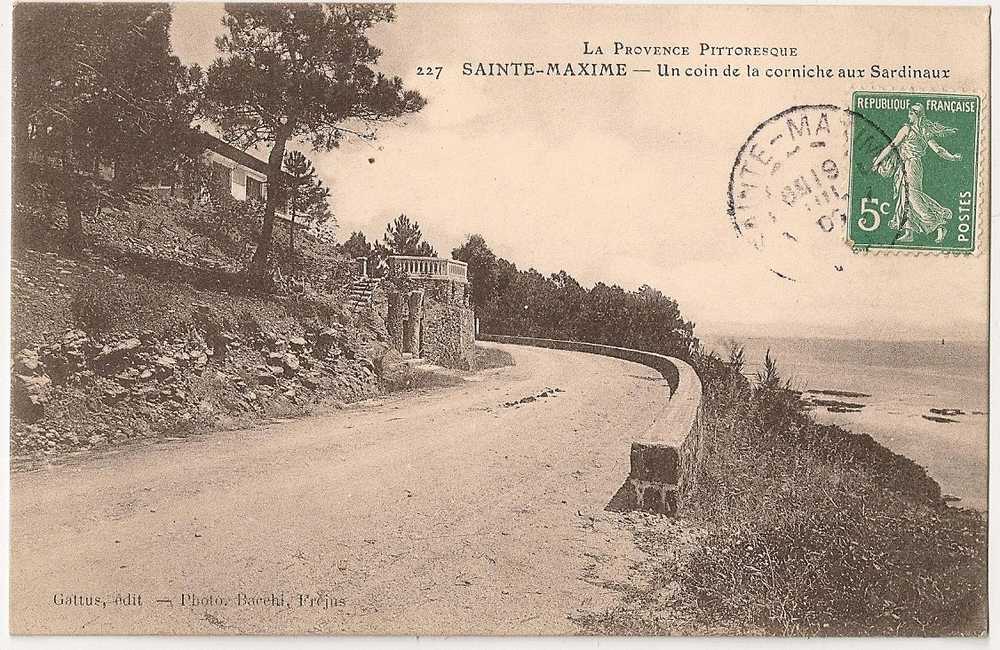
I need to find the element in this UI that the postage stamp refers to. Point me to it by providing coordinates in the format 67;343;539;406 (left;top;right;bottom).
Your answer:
848;91;981;253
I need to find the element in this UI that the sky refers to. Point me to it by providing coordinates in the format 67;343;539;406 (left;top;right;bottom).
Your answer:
169;3;989;342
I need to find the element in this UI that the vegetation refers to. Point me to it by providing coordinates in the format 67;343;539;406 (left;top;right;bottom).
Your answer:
282;150;334;270
68;270;342;343
202;3;425;281
679;346;987;635
474;345;516;371
12;3;202;252
382;214;437;257
451;234;696;359
452;234;499;312
342;231;373;261
342;214;439;276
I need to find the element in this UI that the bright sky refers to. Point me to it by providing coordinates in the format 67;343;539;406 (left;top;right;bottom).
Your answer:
169;3;989;342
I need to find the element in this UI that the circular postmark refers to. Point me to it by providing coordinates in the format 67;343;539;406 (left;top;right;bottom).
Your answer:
727;104;897;281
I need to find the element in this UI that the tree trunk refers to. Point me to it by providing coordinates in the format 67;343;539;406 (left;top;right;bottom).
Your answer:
248;124;293;285
62;153;85;255
65;200;84;253
290;212;296;277
289;185;296;277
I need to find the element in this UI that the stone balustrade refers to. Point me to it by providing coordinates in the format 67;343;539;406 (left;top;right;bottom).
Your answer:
390;256;468;283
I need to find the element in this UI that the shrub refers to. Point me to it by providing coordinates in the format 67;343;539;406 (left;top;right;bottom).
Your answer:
678;346;987;635
70;275;174;336
235;308;264;340
474;344;515;370
380;365;463;393
435;346;472;371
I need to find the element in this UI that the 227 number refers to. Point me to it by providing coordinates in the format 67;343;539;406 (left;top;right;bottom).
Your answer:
416;66;444;80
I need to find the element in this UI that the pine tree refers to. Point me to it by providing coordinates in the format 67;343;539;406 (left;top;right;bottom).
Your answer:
203;4;424;282
283;150;334;270
383;214;437;257
13;3;202;251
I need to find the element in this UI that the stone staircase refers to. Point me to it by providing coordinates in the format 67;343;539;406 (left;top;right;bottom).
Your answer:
347;277;378;312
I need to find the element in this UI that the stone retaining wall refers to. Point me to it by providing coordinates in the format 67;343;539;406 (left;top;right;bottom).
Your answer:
378;278;475;369
478;334;704;515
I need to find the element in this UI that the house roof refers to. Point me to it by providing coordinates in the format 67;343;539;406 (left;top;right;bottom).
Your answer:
199;132;294;183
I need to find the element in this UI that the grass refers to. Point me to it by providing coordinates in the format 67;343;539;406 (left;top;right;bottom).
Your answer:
676;346;987;636
55;261;345;345
380;365;465;393
474;344;516;370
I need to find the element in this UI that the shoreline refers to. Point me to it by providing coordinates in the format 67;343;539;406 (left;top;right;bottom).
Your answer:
705;334;988;512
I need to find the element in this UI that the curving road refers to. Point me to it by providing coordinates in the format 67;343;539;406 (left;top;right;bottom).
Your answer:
10;343;671;635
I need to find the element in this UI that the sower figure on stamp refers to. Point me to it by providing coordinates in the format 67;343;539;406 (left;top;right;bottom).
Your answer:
871;104;962;243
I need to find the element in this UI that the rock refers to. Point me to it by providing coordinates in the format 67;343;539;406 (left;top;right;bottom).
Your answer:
290;336;308;348
16;354;44;375
256;373;277;386
102;384;127;404
212;332;236;361
375;348;404;375
94;339;142;372
301;375;321;390
114;369;139;387
283;389;296;399
317;328;340;351
282;353;300;374
268;365;284;378
12;374;52;421
337;305;355;326
138;386;159;401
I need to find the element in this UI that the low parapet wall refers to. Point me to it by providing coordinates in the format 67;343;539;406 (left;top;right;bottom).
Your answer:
478;334;704;515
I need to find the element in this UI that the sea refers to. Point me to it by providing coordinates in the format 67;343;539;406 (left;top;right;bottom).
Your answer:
705;336;988;511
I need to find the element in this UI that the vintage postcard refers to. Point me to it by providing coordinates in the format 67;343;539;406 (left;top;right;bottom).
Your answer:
8;2;990;638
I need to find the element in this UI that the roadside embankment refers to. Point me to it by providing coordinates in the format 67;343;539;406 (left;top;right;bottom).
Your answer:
581;348;987;636
10;248;400;461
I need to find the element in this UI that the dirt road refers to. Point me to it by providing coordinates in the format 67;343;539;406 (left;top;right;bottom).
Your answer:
11;343;672;634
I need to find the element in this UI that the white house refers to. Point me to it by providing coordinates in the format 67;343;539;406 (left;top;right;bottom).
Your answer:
200;132;288;202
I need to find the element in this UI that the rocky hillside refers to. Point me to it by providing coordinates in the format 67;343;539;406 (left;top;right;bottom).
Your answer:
10;194;401;462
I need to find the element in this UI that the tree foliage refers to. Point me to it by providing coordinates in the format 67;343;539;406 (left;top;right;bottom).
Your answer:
471;235;697;359
13;3;202;250
283;151;333;231
452;234;499;312
383;214;437;257
342;231;372;260
203;3;425;281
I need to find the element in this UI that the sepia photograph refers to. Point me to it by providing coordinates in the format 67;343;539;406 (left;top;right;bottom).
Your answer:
7;1;991;638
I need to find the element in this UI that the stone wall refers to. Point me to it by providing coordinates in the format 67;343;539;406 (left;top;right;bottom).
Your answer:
421;302;475;369
477;334;704;516
376;277;475;368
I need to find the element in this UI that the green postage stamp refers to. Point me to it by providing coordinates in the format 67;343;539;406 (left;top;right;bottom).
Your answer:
849;91;981;252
